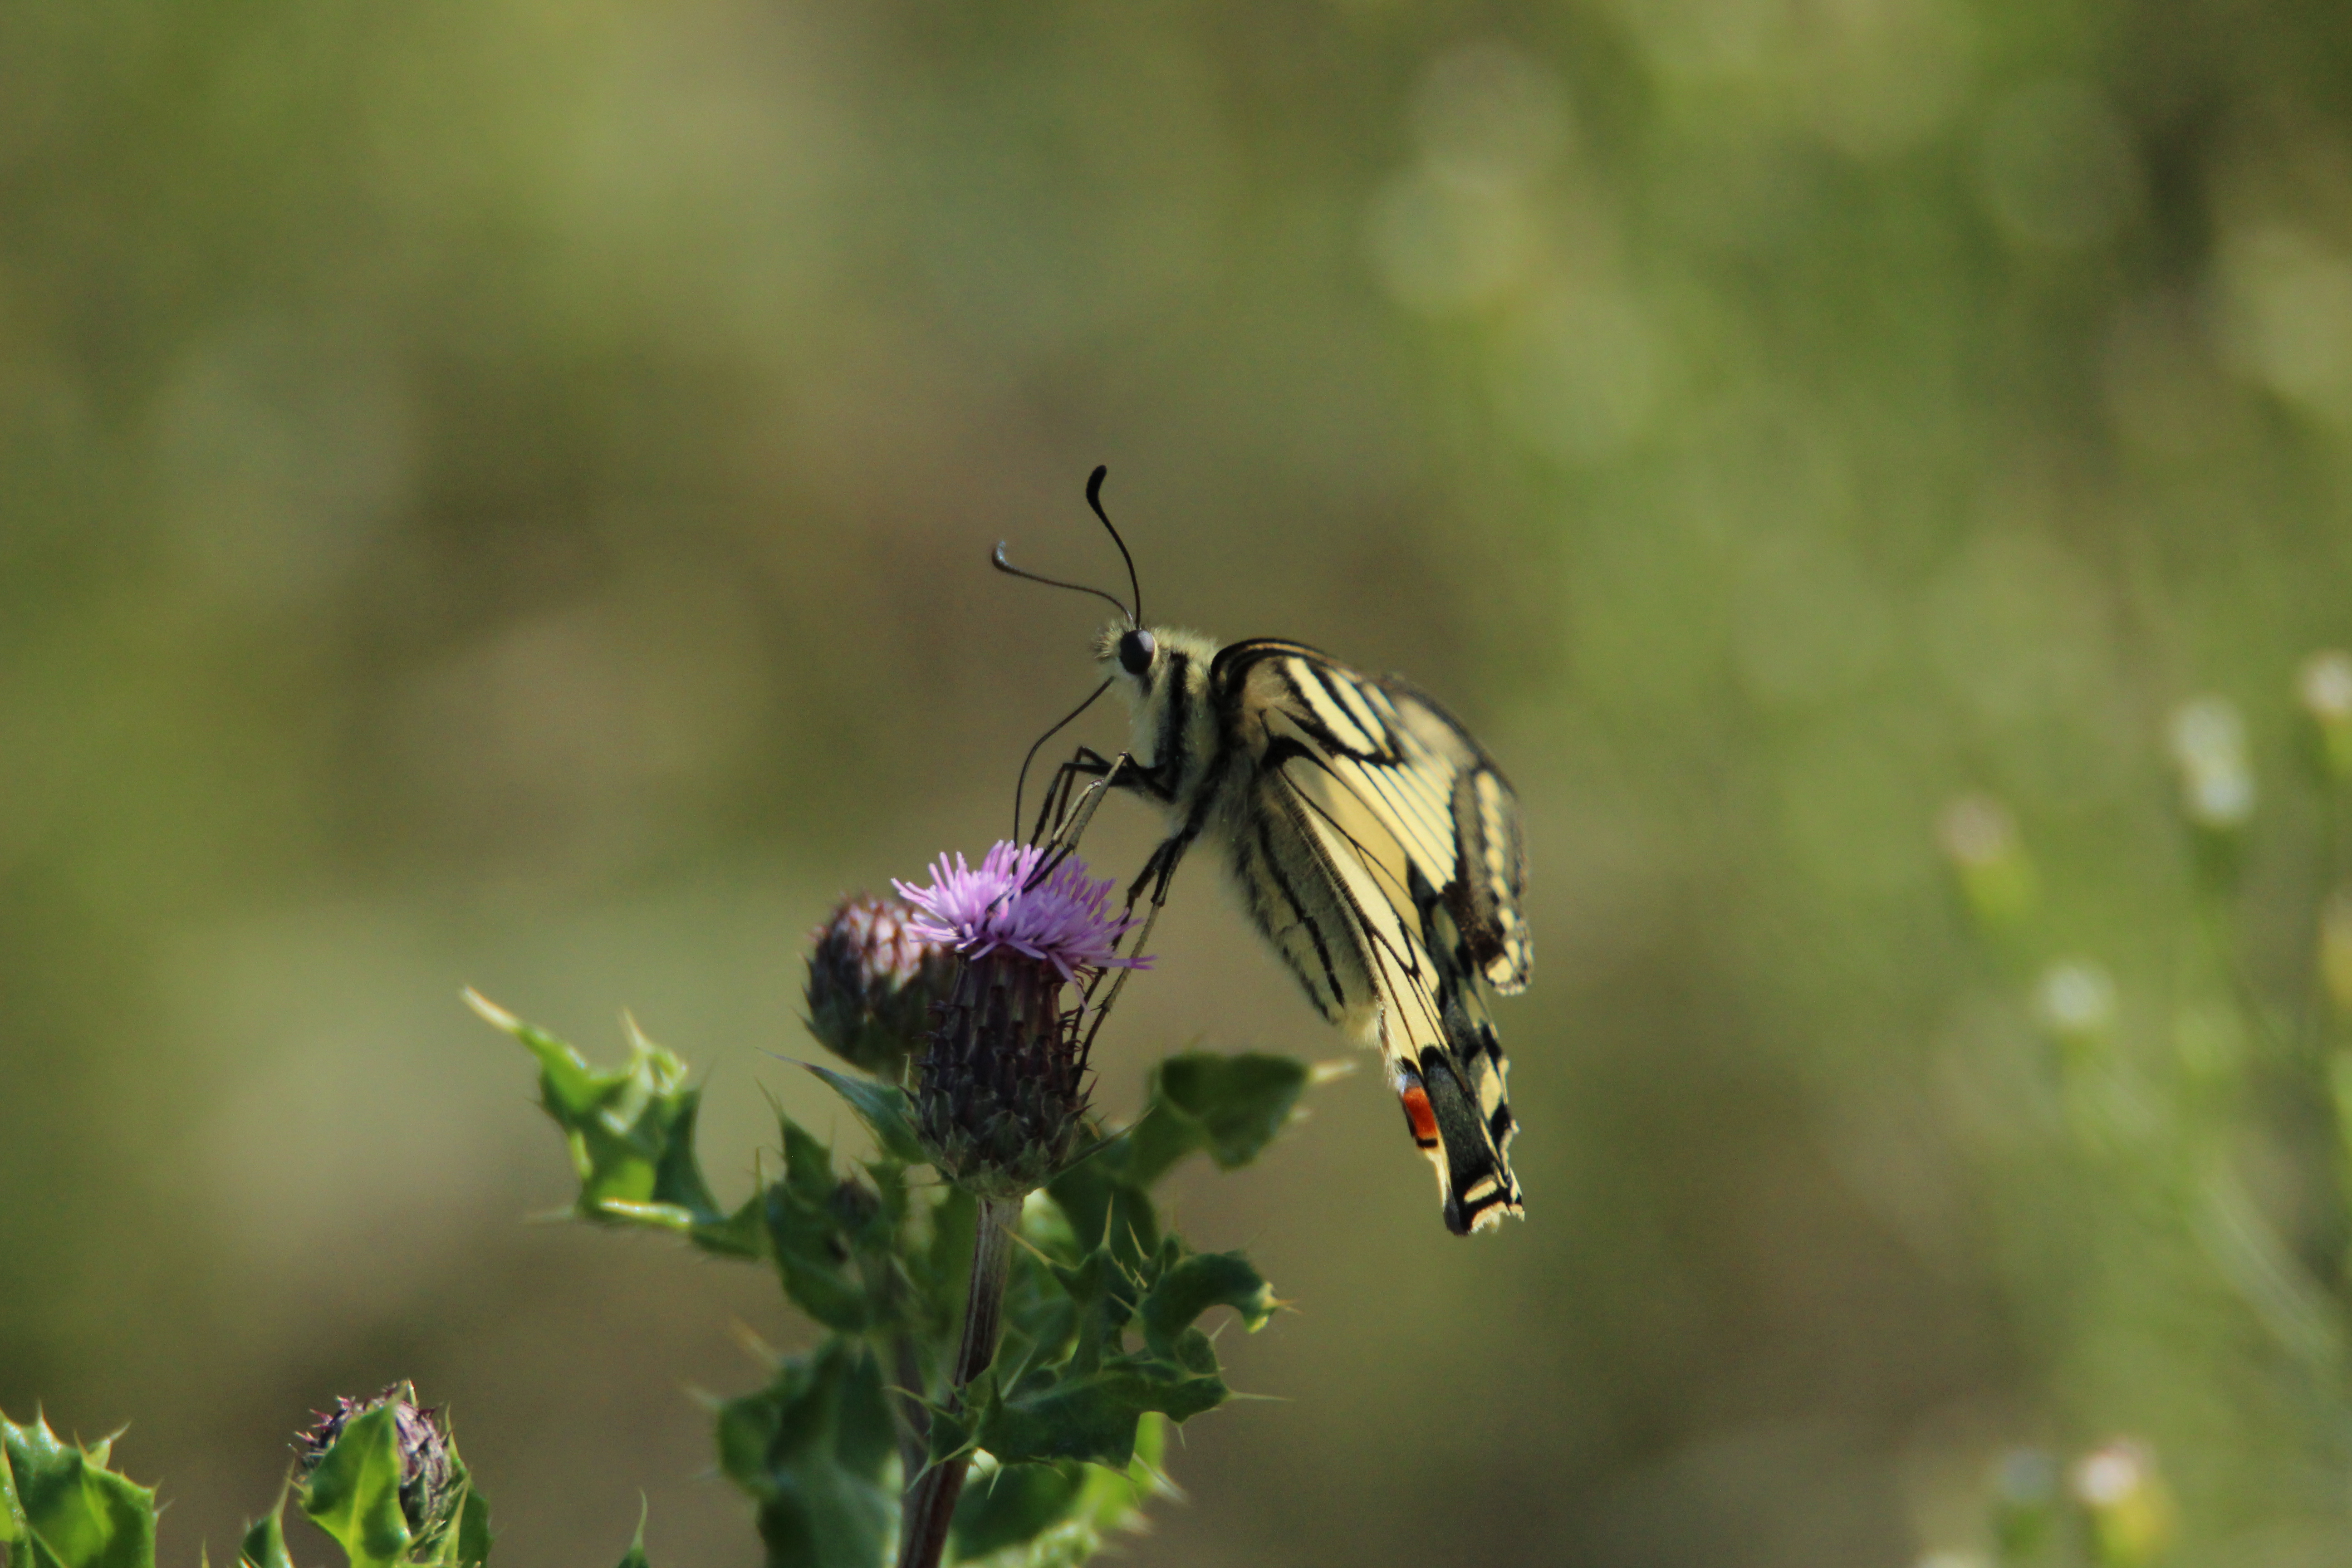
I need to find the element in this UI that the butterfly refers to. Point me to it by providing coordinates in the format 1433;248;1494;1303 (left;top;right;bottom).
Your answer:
1002;469;1529;1235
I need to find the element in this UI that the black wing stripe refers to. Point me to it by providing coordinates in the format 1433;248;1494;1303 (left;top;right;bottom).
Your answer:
1252;810;1348;1015
1275;770;1450;1051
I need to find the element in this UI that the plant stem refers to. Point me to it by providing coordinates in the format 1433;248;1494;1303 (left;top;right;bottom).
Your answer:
897;1193;1019;1568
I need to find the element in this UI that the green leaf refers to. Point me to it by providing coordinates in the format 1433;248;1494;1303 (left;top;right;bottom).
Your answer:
469;992;762;1258
1;1416;23;1547
0;1412;156;1568
759;1114;916;1333
949;1462;1086;1560
1047;1052;1308;1264
1137;1248;1275;1358
800;1063;927;1164
298;1405;414;1568
1043;1163;1159;1269
1123;1053;1309;1187
971;1356;1225;1470
463;1485;495;1568
236;1495;294;1568
612;1504;650;1568
714;1342;896;1568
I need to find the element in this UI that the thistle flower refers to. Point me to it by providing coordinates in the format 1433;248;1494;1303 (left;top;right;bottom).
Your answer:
804;893;957;1082
893;843;1150;1198
296;1383;461;1550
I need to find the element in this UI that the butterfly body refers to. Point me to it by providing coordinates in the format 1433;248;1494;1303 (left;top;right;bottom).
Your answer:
1088;622;1529;1234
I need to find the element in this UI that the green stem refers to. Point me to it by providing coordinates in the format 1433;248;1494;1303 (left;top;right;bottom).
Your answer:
898;1194;1019;1568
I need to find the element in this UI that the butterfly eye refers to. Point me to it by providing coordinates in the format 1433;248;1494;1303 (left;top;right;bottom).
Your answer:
1118;629;1156;676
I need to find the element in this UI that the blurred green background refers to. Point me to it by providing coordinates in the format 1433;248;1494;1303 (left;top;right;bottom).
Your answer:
7;0;2352;1563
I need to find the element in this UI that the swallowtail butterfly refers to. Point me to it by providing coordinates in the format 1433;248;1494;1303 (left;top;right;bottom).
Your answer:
1006;471;1529;1235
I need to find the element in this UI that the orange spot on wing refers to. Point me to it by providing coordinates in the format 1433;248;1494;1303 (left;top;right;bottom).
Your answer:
1398;1083;1441;1148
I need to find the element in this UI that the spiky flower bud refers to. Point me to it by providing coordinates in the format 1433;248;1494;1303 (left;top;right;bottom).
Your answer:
296;1383;461;1551
805;894;957;1083
894;843;1150;1199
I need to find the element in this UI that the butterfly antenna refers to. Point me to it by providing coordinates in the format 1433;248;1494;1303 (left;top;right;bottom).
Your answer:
1084;465;1142;627
990;542;1132;624
1011;677;1112;843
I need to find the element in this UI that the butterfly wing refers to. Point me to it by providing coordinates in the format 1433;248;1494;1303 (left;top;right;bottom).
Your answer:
1212;640;1527;1234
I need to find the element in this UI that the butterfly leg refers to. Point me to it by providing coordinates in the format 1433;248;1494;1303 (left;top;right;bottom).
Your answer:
1029;747;1116;847
1073;830;1197;1068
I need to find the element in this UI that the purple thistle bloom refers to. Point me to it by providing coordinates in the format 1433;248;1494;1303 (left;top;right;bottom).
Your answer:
896;841;1150;980
894;841;1151;1198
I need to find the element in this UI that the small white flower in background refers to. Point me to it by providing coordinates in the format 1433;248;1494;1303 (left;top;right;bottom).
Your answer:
2301;649;2352;779
2167;695;2255;829
2302;650;2352;723
2035;959;2118;1041
2069;1440;2175;1567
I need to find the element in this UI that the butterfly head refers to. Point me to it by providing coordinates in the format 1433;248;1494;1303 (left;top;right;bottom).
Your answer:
1095;622;1219;778
1094;622;1159;689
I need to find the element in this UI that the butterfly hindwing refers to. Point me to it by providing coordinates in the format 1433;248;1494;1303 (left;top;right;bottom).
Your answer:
1213;640;1527;1233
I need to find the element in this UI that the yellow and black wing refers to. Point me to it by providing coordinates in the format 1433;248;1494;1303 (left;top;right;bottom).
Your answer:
1209;639;1527;1234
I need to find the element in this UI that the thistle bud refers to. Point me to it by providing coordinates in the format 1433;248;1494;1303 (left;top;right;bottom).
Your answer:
805;894;956;1083
295;1383;461;1552
894;843;1150;1199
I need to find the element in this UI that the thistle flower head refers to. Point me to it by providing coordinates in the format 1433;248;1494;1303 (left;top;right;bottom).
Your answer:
805;893;957;1082
295;1383;461;1551
897;842;1150;980
894;841;1151;1198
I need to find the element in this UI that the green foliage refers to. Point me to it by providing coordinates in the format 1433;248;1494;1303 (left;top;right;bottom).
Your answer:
950;1418;1169;1568
611;1509;653;1568
715;1343;898;1568
1121;1053;1312;1183
484;1001;1315;1568
298;1406;419;1568
466;991;764;1257
292;1397;488;1568
802;1064;928;1166
1934;672;2352;1560
0;1413;156;1568
236;1497;294;1568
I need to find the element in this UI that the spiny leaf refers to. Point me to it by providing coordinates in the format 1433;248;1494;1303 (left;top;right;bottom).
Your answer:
714;1342;896;1568
948;1461;1086;1560
1137;1248;1276;1359
469;992;761;1258
297;1405;412;1568
612;1504;651;1568
1122;1053;1310;1187
0;1411;156;1568
970;1357;1227;1470
236;1494;294;1568
800;1063;927;1165
451;1488;492;1568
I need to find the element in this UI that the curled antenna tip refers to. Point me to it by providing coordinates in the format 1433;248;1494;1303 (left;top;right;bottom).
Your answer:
1087;465;1108;505
991;541;1013;568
